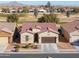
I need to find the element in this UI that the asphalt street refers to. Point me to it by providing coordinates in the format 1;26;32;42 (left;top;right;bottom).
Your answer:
0;53;79;58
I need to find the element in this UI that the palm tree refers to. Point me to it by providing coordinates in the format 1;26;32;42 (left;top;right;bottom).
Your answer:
2;8;7;13
47;1;51;7
47;1;53;14
7;14;19;22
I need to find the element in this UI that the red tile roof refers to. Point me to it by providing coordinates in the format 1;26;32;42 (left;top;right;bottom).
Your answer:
62;20;79;33
21;23;59;34
0;22;16;33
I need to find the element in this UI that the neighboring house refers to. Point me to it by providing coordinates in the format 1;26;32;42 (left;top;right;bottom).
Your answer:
29;8;34;13
29;8;47;14
21;23;59;44
60;20;79;43
0;9;2;13
10;9;17;13
1;7;23;13
0;22;16;44
38;8;47;13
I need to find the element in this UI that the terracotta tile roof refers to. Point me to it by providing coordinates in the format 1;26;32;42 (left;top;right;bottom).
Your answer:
62;20;79;33
21;23;59;34
0;22;16;33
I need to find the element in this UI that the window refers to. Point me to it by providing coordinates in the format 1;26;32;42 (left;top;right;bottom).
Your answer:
25;35;29;41
29;27;32;31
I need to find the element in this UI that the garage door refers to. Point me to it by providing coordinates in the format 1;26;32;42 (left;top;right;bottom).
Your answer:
41;37;56;43
0;37;8;44
0;37;8;52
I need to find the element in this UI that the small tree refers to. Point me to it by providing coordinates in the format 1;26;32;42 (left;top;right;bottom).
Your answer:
38;17;46;23
22;6;29;13
2;8;7;13
38;14;59;23
72;7;79;13
7;14;19;22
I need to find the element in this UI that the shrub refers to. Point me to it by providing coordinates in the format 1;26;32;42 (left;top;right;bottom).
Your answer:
38;14;59;23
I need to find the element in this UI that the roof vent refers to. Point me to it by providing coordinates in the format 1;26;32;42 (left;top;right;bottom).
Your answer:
29;27;32;31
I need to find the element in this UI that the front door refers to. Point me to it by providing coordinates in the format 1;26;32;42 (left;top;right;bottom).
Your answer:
34;33;39;43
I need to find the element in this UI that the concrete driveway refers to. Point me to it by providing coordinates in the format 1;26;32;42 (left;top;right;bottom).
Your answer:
74;46;79;52
0;38;8;53
41;43;59;53
0;43;8;53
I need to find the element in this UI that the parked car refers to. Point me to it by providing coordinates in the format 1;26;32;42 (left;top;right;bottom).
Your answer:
71;40;79;46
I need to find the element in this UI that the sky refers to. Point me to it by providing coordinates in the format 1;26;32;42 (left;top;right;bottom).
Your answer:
0;1;79;6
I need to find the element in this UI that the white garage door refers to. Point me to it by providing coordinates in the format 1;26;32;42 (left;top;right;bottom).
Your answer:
0;37;8;53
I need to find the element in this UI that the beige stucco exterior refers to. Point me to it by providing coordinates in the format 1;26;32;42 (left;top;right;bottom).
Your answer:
70;30;79;42
21;32;34;43
62;28;79;42
21;31;59;44
0;31;13;44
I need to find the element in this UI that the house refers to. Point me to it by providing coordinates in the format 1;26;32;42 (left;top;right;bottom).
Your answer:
38;8;47;13
0;22;16;44
20;23;59;52
60;20;79;43
38;9;47;13
21;23;59;44
29;8;34;13
29;7;47;14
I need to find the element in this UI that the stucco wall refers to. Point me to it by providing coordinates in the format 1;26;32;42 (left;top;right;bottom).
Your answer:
21;31;59;44
21;33;34;43
70;31;79;42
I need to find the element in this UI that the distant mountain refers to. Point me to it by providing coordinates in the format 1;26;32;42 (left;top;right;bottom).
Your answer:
0;1;25;7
